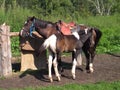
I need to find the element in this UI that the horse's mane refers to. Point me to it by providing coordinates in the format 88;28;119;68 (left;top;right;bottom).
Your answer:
35;18;55;28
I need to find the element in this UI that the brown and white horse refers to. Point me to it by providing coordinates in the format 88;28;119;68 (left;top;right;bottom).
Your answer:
38;26;92;82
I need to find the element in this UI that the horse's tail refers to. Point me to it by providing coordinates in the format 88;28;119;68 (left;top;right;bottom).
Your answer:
94;28;102;46
76;49;83;66
39;34;57;53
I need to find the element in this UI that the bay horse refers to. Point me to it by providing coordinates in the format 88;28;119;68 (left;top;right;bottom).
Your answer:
38;26;92;82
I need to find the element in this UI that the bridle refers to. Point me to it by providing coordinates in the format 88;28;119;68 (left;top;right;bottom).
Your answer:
29;19;36;37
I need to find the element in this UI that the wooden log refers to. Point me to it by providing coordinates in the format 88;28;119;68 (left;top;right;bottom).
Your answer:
0;23;12;77
10;32;19;37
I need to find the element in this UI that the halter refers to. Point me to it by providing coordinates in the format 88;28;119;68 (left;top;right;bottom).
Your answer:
30;19;35;37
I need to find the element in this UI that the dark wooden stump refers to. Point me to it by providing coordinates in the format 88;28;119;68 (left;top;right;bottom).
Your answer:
20;32;47;71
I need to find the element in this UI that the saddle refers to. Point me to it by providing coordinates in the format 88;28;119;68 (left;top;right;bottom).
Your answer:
57;20;76;35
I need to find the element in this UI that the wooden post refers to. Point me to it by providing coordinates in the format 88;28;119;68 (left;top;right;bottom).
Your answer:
0;23;12;77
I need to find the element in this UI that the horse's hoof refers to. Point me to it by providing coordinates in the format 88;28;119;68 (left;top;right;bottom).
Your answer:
49;77;53;83
72;75;76;80
57;76;61;82
86;69;94;73
73;76;76;80
90;68;94;73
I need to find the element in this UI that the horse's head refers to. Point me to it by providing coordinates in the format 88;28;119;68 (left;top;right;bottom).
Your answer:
19;16;36;37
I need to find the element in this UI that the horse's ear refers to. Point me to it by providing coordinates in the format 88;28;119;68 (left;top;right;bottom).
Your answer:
58;20;62;24
32;16;35;18
31;16;35;21
88;27;93;33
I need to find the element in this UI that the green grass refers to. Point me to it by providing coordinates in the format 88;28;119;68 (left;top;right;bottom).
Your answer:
1;81;119;90
0;4;120;56
31;81;120;90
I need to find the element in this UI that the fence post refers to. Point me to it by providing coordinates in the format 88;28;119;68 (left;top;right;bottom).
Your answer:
0;23;12;77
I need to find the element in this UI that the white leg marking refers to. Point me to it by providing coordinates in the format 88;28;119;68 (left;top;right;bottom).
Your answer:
53;54;61;81
71;59;77;79
89;63;94;73
48;53;53;82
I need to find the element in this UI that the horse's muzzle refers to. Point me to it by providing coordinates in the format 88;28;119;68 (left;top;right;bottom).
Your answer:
19;29;29;37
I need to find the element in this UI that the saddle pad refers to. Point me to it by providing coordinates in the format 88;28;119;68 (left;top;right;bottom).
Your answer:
61;25;72;35
60;21;75;35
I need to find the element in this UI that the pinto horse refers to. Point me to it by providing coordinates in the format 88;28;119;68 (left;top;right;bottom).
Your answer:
38;26;92;82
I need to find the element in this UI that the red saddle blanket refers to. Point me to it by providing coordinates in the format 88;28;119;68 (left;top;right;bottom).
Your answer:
58;21;75;35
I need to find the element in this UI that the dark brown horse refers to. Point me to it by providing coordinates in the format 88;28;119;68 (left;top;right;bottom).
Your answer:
20;16;58;39
78;24;102;73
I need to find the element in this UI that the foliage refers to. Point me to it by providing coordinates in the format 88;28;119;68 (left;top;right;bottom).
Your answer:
0;0;120;56
77;15;120;53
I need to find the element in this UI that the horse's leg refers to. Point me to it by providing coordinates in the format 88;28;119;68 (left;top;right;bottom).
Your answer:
57;52;64;73
89;47;96;73
83;46;95;73
71;51;77;79
88;29;102;73
87;28;102;73
83;28;102;73
82;46;91;73
48;51;54;82
53;54;61;81
76;49;82;66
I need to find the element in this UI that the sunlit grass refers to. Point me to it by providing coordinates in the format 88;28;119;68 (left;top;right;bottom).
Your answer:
2;81;119;90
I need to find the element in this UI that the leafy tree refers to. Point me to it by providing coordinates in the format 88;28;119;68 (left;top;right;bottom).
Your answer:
1;0;120;18
88;0;116;15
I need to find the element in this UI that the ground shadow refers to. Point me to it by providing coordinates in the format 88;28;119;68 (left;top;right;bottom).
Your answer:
12;63;21;72
12;60;83;82
19;69;50;82
12;62;49;82
61;61;83;71
106;52;120;57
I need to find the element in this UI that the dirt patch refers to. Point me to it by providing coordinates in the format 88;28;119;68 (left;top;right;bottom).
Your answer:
0;54;120;89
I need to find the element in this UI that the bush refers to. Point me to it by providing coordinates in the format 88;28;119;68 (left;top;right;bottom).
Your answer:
0;4;120;56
